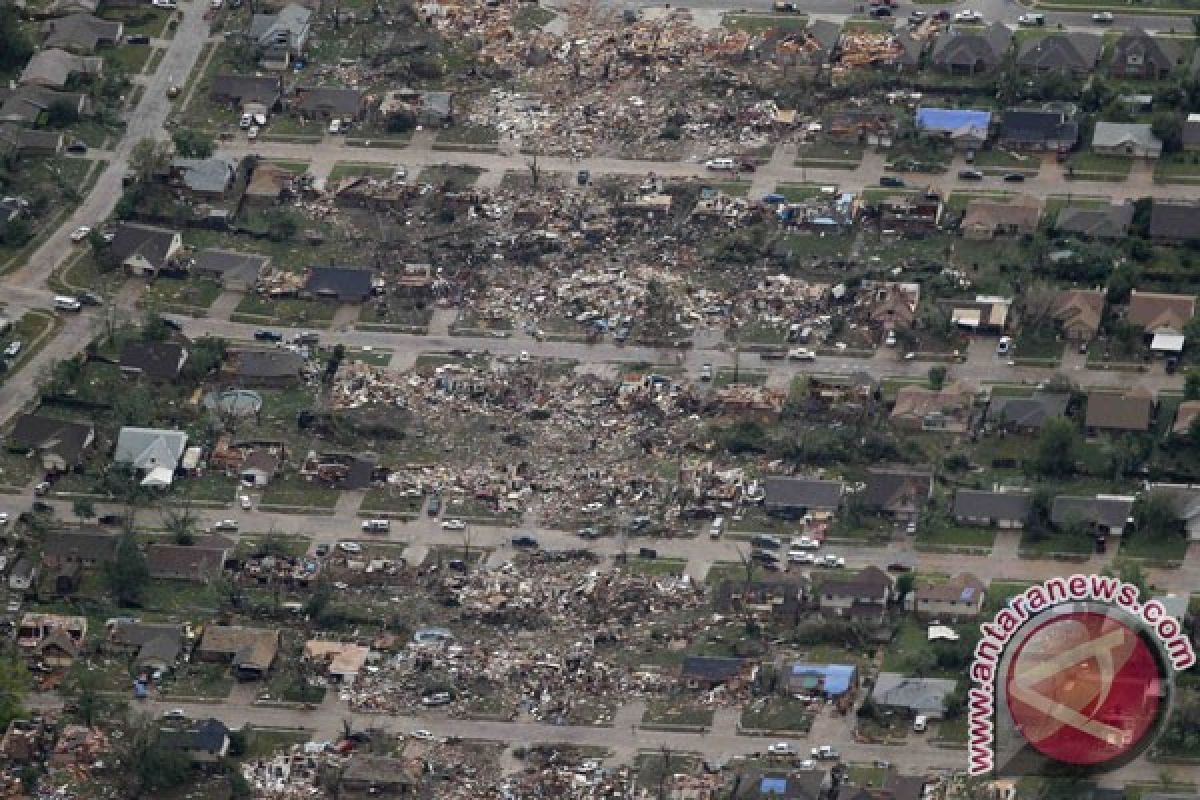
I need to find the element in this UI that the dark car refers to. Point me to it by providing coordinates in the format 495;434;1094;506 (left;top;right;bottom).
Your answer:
751;549;779;564
869;7;892;17
161;317;183;332
98;514;126;526
933;9;951;20
66;141;88;154
32;501;52;513
1167;356;1179;374
447;559;467;572
958;169;984;181
751;534;782;549
887;562;914;572
77;291;103;306
577;169;590;186
638;547;658;560
511;535;539;548
315;544;330;557
578;527;600;539
879;176;905;188
1002;173;1026;183
127;34;151;44
254;330;283;342
738;161;757;173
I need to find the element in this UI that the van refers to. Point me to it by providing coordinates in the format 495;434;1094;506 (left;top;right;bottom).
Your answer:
361;519;390;533
709;516;725;539
427;494;441;516
705;158;735;171
913;715;928;733
54;296;82;312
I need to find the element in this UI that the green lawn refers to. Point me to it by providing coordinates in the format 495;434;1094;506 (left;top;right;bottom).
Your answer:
435;125;500;146
915;519;997;549
713;368;768;387
139;276;222;314
260;474;340;509
984;581;1037;613
1014;328;1064;361
1119;533;1188;562
0;310;58;381
232;295;337;327
235;727;313;761
1155;152;1200;182
973;149;1040;170
361;487;424;514
1068;152;1134;176
796;141;864;166
740;697;814;732
158;663;234;699
776;183;832;202
104;45;152;76
642;698;715;728
328;162;395;181
723;12;809;32
1019;529;1096;556
416;165;483;190
622;558;687;577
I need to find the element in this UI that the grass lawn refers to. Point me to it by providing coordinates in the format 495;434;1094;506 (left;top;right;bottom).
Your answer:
796;141;864;167
260;474;339;509
642;698;715;728
435;125;500;146
0;310;58;381
1019;529;1096;556
985;580;1037;613
235;727;312;761
973;149;1040;170
634;752;703;790
723;13;809;32
420;544;488;568
1119;533;1188;562
936;715;968;743
178;472;238;504
776;183;832;202
361;486;424;514
843;18;891;32
1155;152;1200;182
232;534;311;559
736;321;789;345
139;276;222;314
232;294;337;327
417;165;483;190
705;181;751;197
713;368;768;387
846;765;889;789
915;520;997;549
158;663;234;699
1014;328;1064;361
328;162;394;181
881;618;974;679
1068;153;1133;177
945;190;1014;214
513;4;556;29
622;558;687;577
104;45;153;76
101;7;170;38
740;697;814;732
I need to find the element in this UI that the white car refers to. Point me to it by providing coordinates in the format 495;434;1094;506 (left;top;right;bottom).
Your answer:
441;519;466;531
247;125;259;141
211;0;223;8
884;330;896;347
410;729;434;740
798;759;817;770
1017;13;1044;25
581;502;604;514
70;226;91;242
328;119;342;135
240;495;252;510
953;10;982;22
152;0;177;8
0;513;8;525
791;536;820;550
212;519;238;531
788;550;816;565
3;341;21;358
338;541;363;553
1092;11;1114;22
239;113;252;129
162;709;186;720
822;554;846;568
767;742;793;755
787;348;816;361
394;165;407;180
997;336;1012;355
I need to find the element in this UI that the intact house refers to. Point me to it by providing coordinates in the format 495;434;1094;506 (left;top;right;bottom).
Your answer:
960;196;1040;240
248;2;311;69
781;661;858;699
679;656;755;691
1017;33;1102;77
302;266;375;302
6;413;93;473
208;74;284;113
41;14;122;54
18;49;102;90
953;489;1032;528
997;107;1078;152
1051;494;1135;539
929;23;1011;74
221;349;306;388
8;559;36;593
890;383;974;433
119;341;188;383
1126;290;1196;354
762;477;843;519
1174;401;1200;437
1092;122;1162;159
169;157;238;201
871;673;958;719
818;566;892;623
913;573;987;619
1146;484;1200;541
113;426;188;487
914;107;990;151
145;535;231;583
303;641;371;687
1149;200;1200;244
0;85;88;127
192;249;269;292
195;625;280;680
950;295;1011;333
160;718;230;764
861;467;933;522
1051;288;1106;342
987;391;1070;434
1054;203;1134;241
1085;388;1155;434
41;529;118;570
108;222;183;277
292;86;366;121
734;770;827;800
106;620;187;674
1110;29;1183;80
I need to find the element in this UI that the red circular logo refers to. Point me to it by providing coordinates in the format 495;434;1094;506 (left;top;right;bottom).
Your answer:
1005;611;1163;766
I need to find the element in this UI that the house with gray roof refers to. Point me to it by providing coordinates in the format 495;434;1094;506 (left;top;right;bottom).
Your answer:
862;467;933;521
192;249;268;291
8;413;93;472
953;489;1032;528
1017;33;1102;76
1055;202;1134;240
221;349;306;387
1146;484;1200;541
1110;29;1182;80
871;673;958;718
113;427;188;487
987;392;1070;433
108;222;182;277
42;14;122;54
292;86;365;120
209;74;284;111
1092;122;1162;159
930;23;1011;74
1051;494;1135;538
1150;200;1200;242
169;157;238;199
763;477;844;517
18;49;102;89
249;3;311;69
0;86;88;127
997;107;1078;152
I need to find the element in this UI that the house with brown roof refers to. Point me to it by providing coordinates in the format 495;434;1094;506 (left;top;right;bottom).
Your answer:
1174;401;1200;436
40;529;118;569
145;535;230;583
913;573;986;619
819;566;892;623
863;281;919;330
960;196;1040;240
41;14;122;54
196;625;279;680
1126;290;1195;335
1109;29;1183;80
861;467;933;521
890;382;975;433
1085;388;1155;433
1051;288;1105;341
7;413;93;473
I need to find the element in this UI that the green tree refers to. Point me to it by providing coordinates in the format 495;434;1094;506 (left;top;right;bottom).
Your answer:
45;100;80;129
0;6;33;73
171;129;215;158
1152;112;1184;153
104;532;150;607
894;572;915;603
112;713;192;798
0;652;27;732
182;336;226;382
927;365;947;390
1184;370;1200;401
71;498;95;524
129;138;171;184
140;314;171;342
1135;492;1181;540
263;210;298;242
1034;418;1079;477
323;344;346;384
63;663;123;726
161;499;198;545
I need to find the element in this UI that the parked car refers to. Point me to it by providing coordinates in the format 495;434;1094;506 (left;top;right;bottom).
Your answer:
787;348;816;361
638;547;658;560
77;291;102;306
162;709;186;720
69;226;91;242
32;501;52;513
442;519;466;530
1092;11;1114;23
997;336;1012;355
328;119;342;134
879;176;905;188
821;554;846;568
361;519;390;533
338;541;362;553
812;745;840;760
933;9;951;20
409;730;434;740
751;534;782;549
254;330;283;342
1003;172;1026;183
247;125;259;141
3;342;20;358
767;742;793;755
511;535;539;548
700;363;713;381
240;495;252;510
869;7;892;17
65;141;87;154
98;514;125;526
791;536;820;550
958;169;985;181
422;692;453;707
908;10;927;22
126;34;150;44
212;519;239;532
427;494;441;516
33;482;50;496
704;158;735;171
752;549;780;564
788;550;816;564
1017;12;1045;25
152;0;177;8
954;9;982;22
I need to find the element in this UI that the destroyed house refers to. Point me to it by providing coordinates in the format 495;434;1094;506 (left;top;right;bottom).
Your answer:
680;656;752;690
763;477;844;517
340;755;420;797
196;625;279;680
878;192;942;232
7;413;93;472
735;770;826;800
714;577;805;620
783;661;857;698
17;613;85;653
890;383;974;432
915;107;991;149
302;266;374;302
303;641;370;686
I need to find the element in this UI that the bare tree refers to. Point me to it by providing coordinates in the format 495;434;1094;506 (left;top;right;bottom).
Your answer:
1021;281;1059;333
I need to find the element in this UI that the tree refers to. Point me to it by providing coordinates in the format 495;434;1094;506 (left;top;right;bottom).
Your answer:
140;314;171;342
128;138;171;184
0;6;33;73
1135;492;1182;540
1152;112;1184;154
71;498;95;524
927;365;947;391
45;100;80;129
161;499;198;545
104;532;150;607
171;128;215;158
63;663;123;726
182;336;227;382
895;572;915;603
324;344;345;384
0;652;26;732
263;210;298;242
385;111;417;133
1034;418;1079;477
112;713;192;798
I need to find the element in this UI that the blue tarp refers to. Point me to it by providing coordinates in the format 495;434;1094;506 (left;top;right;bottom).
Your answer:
789;662;857;696
915;107;991;135
761;777;788;795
